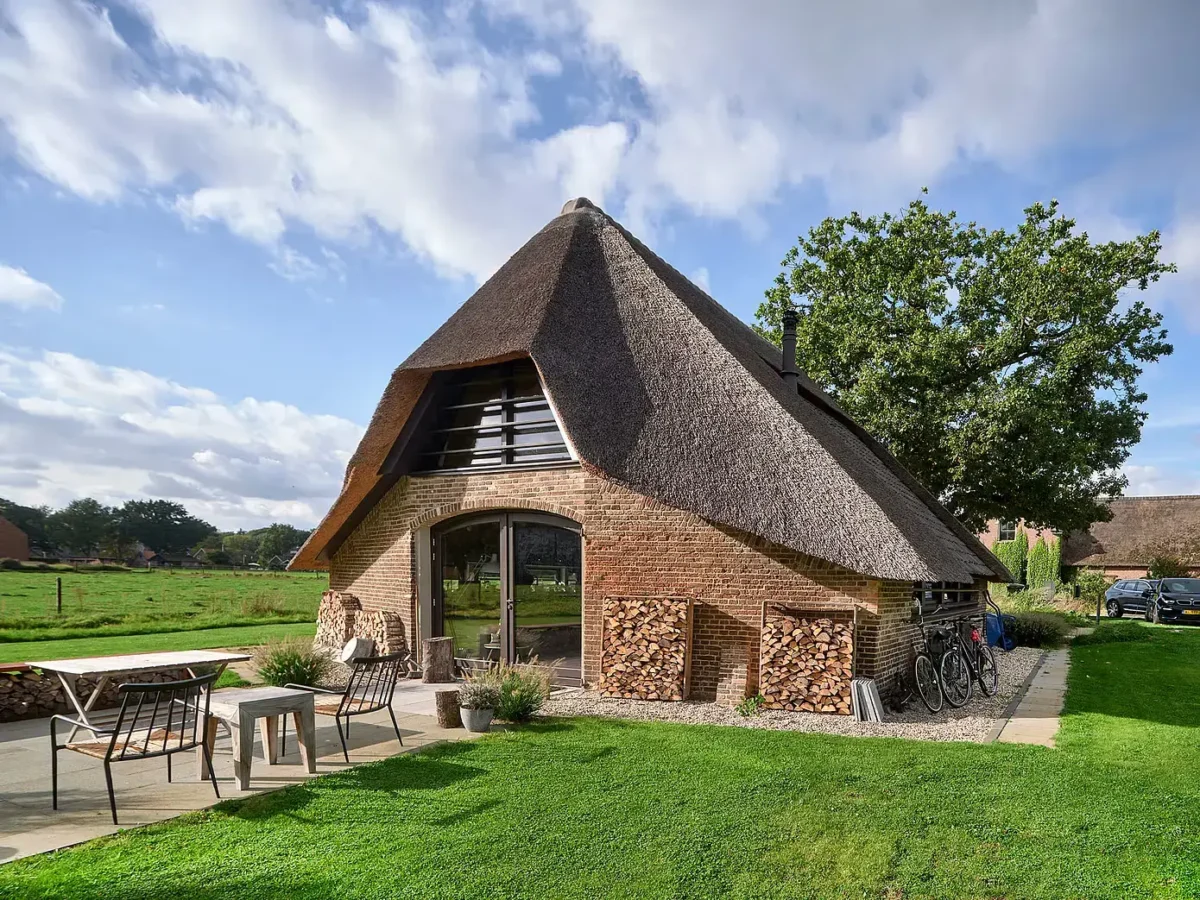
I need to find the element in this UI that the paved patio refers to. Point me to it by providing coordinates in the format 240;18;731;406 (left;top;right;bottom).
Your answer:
0;679;476;863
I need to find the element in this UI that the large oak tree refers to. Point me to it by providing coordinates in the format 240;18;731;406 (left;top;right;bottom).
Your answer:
758;196;1174;534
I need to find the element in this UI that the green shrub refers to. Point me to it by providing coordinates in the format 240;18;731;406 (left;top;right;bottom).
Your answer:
457;682;500;710
1026;536;1059;593
1073;622;1151;646
1009;612;1072;648
736;694;765;717
991;536;1026;584
1073;569;1111;606
469;661;552;722
253;637;332;688
0;558;20;570
1147;554;1189;579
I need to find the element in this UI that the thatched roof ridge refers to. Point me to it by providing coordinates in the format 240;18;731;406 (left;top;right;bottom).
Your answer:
1062;495;1200;567
292;200;1005;582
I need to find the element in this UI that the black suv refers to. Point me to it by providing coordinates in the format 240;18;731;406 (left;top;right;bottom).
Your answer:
1104;579;1156;618
1146;577;1200;625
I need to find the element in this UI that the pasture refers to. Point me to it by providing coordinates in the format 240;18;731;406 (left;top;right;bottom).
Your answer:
0;568;326;643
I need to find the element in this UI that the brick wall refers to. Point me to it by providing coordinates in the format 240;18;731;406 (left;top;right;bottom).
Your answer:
0;517;29;561
330;464;917;703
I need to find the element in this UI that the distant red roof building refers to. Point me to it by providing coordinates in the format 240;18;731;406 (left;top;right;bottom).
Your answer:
0;516;30;561
981;495;1200;579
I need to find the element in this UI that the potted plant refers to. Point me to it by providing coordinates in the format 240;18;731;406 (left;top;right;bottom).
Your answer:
458;681;500;733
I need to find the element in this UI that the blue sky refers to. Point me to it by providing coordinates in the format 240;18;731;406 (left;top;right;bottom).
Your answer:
1;0;1199;530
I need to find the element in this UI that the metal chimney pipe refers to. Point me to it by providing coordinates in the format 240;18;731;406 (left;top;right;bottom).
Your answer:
781;308;799;389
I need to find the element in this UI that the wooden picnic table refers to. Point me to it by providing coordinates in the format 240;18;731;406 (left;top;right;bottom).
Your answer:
27;650;251;741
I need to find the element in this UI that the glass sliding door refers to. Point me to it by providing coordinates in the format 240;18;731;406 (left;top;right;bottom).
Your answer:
433;511;582;684
511;519;583;684
435;518;503;672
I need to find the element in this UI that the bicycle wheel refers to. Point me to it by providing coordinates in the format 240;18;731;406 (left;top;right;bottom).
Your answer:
914;653;943;713
940;645;972;707
976;643;999;696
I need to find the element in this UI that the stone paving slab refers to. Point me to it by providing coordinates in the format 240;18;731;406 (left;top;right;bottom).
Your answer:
996;648;1070;747
0;679;471;863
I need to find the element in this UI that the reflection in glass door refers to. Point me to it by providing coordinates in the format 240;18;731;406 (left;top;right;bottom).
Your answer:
436;519;503;670
512;520;582;684
433;512;582;684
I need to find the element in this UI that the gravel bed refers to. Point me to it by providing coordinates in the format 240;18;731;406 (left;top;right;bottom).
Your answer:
543;646;1045;743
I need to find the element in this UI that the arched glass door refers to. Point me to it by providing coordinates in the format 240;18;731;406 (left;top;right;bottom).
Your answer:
432;512;582;684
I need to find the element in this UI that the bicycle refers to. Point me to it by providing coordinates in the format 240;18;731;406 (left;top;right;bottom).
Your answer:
911;625;945;713
958;616;999;697
940;616;999;706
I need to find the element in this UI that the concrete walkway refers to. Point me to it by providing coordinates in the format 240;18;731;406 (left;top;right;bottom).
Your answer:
995;648;1070;747
0;680;476;863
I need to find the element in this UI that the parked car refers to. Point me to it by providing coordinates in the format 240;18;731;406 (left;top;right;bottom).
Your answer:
1104;579;1157;618
1146;577;1200;625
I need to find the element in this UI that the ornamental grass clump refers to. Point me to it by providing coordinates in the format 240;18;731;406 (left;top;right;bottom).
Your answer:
469;660;552;722
254;637;332;688
457;681;500;711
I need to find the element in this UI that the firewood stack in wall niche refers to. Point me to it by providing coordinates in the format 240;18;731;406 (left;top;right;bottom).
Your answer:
599;597;693;700
759;606;854;714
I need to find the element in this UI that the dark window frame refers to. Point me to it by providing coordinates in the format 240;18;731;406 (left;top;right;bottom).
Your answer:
998;520;1018;542
913;581;981;619
416;360;571;473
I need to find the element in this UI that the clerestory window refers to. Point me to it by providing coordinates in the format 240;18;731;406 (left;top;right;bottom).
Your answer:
415;360;572;473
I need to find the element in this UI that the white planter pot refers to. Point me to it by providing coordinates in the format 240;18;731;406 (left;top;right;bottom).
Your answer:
462;707;494;733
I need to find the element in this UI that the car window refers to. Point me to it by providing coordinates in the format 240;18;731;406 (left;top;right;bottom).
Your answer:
1162;578;1200;593
1134;581;1149;592
1112;581;1127;590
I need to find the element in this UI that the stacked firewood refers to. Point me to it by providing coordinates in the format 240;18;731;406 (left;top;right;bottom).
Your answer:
759;611;853;715
599;597;691;701
353;609;407;656
314;590;360;652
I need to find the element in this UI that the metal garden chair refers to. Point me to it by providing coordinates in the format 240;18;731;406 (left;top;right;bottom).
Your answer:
282;651;408;762
51;671;221;824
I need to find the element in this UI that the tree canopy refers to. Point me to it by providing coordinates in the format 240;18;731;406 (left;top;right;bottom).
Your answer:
3;493;313;566
758;195;1174;534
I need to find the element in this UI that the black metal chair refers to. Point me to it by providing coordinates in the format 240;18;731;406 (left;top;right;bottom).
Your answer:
51;671;221;825
283;651;407;762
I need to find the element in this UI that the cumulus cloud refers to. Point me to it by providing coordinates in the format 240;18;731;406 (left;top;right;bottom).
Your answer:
2;1;1198;287
0;264;63;311
0;0;629;283
1122;464;1200;498
0;348;363;529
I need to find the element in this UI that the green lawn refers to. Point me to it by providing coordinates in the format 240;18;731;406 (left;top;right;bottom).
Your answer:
0;569;326;641
1;626;1196;898
0;622;316;665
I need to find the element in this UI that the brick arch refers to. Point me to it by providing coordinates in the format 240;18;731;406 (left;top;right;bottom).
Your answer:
408;498;585;533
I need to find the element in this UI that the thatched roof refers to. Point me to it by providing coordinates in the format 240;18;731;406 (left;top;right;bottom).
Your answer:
1063;495;1200;567
292;199;1006;583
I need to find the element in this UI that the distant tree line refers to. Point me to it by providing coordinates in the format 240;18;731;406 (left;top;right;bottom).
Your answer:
0;496;311;568
194;523;313;569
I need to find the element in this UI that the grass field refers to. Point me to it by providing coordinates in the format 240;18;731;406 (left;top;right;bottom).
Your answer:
1;625;1196;898
0;622;317;665
0;569;326;642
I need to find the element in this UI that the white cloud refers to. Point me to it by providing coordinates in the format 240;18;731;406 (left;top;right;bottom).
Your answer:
0;0;1197;289
0;0;629;283
0;264;63;311
1122;464;1200;497
0;347;363;529
689;267;710;293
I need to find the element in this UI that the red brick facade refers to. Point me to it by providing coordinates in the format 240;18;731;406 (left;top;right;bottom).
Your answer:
329;464;920;703
0;517;29;561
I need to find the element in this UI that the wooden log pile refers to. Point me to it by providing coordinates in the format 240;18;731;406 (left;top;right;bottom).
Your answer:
314;590;360;653
599;597;691;701
759;609;853;715
354;609;407;656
